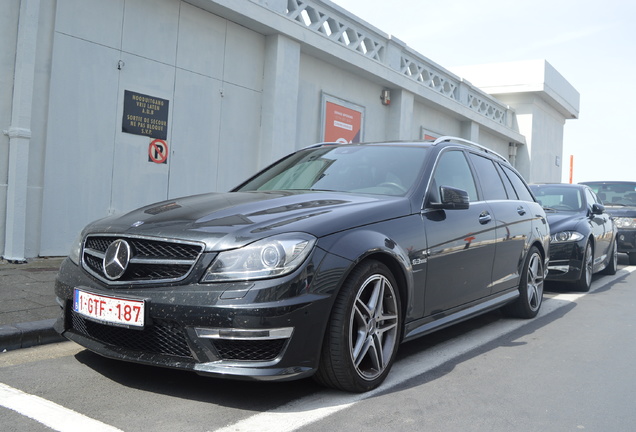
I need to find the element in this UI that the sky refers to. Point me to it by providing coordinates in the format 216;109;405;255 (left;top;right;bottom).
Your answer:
335;0;636;183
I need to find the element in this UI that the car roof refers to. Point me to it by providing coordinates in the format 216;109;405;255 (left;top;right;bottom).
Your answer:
580;181;636;185
530;183;586;188
304;136;509;163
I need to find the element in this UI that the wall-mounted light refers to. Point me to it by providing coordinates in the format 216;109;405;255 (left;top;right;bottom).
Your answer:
381;89;391;105
117;60;125;70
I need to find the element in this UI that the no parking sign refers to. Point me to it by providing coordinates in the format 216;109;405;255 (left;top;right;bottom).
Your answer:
148;139;168;164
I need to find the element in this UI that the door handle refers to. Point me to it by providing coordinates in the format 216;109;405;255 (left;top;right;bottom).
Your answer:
479;212;492;224
517;206;526;216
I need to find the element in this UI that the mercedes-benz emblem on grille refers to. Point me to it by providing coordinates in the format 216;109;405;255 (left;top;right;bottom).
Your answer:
103;239;132;280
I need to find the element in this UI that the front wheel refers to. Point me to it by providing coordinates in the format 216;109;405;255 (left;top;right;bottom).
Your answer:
629;252;636;266
601;240;618;275
572;242;593;292
314;260;402;392
503;246;544;318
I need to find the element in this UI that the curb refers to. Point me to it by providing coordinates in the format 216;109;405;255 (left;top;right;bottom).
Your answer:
0;319;65;352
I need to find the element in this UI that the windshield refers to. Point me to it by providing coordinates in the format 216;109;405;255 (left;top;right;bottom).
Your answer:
236;145;429;196
530;185;584;211
582;182;636;206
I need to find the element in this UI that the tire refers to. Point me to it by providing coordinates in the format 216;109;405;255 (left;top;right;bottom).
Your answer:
601;240;618;275
572;242;593;292
502;246;544;318
314;260;402;392
629;252;636;266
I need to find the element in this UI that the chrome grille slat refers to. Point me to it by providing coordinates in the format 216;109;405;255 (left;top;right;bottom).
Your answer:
82;234;203;285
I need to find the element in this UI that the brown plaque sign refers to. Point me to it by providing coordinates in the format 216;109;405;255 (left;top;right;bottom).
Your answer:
122;90;169;140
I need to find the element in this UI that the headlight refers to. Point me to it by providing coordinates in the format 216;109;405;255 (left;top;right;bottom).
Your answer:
614;217;636;229
201;233;316;282
550;231;584;243
68;231;84;265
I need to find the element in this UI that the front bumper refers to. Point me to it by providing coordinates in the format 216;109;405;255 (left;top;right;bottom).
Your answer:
545;241;584;282
616;229;636;254
54;250;346;381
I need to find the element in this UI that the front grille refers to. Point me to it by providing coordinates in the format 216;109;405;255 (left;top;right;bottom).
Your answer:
82;235;203;284
127;263;192;280
213;339;287;361
71;311;193;359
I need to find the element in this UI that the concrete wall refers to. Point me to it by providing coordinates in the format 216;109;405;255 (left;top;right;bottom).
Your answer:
1;0;579;259
39;0;267;255
0;1;21;258
452;60;579;183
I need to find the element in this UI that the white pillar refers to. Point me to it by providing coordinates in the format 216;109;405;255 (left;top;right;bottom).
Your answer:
3;0;40;262
386;89;414;140
460;121;479;142
260;34;300;167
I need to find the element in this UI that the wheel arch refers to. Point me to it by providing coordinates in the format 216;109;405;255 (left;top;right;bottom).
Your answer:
586;234;598;272
360;252;410;328
530;238;548;268
319;229;413;333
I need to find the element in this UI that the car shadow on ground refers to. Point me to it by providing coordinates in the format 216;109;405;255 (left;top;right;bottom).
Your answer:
380;300;577;395
71;308;563;411
74;348;323;409
73;253;632;410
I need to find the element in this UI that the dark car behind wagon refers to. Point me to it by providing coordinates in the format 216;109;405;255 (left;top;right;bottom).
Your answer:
580;181;636;265
529;183;617;291
54;137;549;392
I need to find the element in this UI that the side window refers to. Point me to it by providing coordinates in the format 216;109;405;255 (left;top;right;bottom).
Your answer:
468;153;508;200
495;163;517;199
501;165;534;202
430;150;478;202
585;189;600;209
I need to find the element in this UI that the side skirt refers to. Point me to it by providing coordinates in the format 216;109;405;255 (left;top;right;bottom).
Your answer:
402;288;519;343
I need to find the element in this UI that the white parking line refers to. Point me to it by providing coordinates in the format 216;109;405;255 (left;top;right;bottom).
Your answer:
0;382;123;432
214;267;636;432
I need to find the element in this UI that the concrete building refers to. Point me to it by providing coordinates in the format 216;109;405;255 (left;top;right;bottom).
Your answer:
1;0;579;261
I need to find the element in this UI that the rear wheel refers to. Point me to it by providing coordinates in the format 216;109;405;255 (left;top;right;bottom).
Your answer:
629;252;636;266
573;242;593;292
314;260;402;392
503;246;544;318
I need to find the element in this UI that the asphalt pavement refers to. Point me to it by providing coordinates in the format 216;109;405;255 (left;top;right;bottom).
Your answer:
0;257;66;351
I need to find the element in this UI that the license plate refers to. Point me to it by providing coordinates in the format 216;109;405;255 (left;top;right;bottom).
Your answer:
73;288;145;328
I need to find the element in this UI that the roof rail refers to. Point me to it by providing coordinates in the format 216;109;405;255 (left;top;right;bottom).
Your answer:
433;136;508;162
301;142;341;150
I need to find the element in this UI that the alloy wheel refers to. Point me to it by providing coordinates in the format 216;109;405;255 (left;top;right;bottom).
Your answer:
349;274;399;381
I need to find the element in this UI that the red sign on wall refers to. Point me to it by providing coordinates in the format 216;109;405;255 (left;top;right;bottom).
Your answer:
322;96;364;144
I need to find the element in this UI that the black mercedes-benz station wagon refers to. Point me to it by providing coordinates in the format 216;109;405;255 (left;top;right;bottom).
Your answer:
54;137;549;392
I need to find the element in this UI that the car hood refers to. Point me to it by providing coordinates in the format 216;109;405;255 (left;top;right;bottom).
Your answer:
543;211;586;233
603;205;636;218
85;191;413;251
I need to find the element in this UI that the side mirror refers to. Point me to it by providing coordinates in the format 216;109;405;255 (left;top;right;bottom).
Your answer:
430;186;470;210
591;203;605;215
